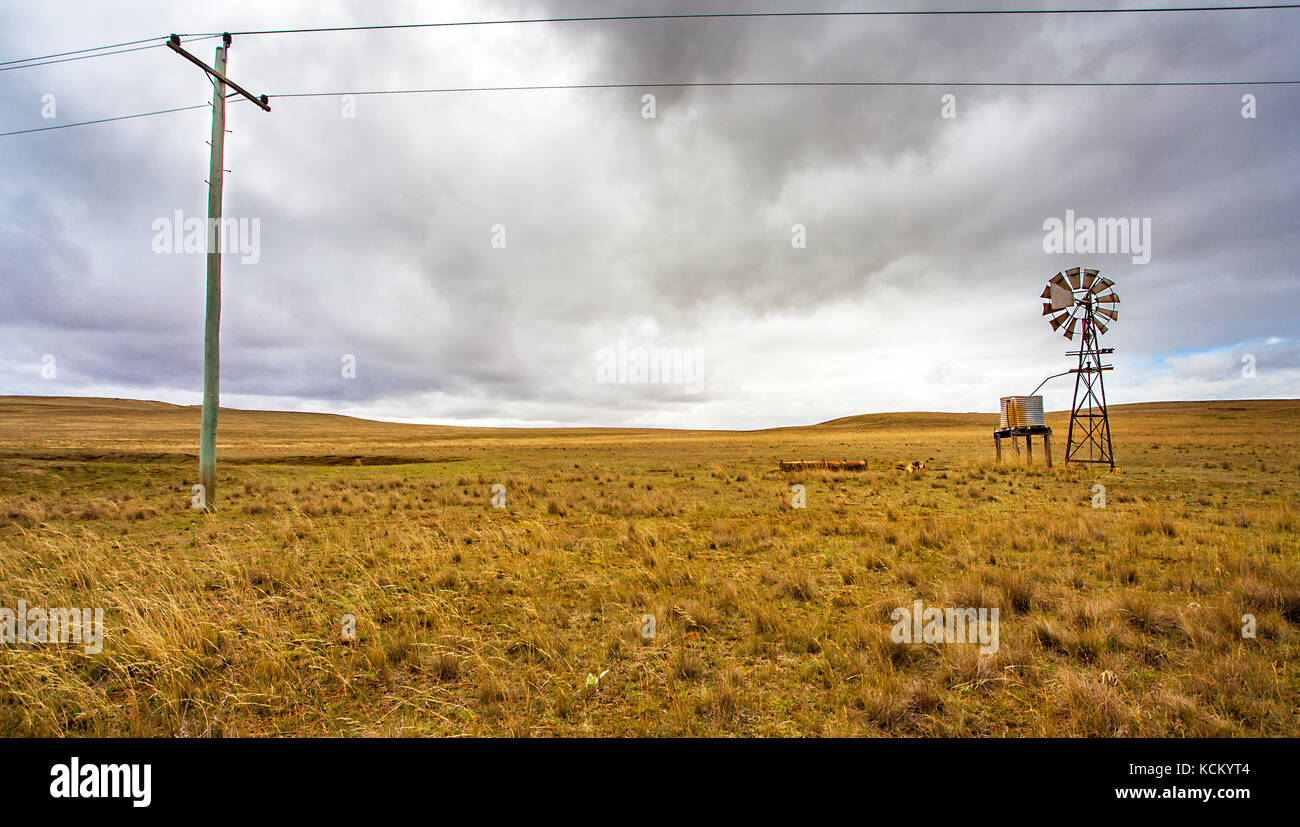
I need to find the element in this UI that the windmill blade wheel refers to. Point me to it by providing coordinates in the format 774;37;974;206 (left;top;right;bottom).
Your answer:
1043;269;1118;340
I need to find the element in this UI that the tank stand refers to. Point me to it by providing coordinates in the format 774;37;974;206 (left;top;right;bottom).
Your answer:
993;426;1053;467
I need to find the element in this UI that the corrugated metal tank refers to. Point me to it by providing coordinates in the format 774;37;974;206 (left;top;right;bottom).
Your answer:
999;395;1046;428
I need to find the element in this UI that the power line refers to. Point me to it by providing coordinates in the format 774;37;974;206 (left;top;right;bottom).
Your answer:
0;35;162;66
218;5;1300;36
2;6;1290;69
0;43;163;72
0;103;210;137
5;75;1296;138
271;79;1300;98
0;34;221;72
10;5;1291;64
5;7;1294;67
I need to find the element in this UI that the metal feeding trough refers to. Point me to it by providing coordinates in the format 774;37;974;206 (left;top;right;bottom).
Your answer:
994;395;1052;466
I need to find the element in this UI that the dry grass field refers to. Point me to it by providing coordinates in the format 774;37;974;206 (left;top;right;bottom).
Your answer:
1;395;1297;737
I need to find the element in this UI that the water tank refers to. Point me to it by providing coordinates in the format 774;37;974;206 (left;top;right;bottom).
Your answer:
999;395;1045;429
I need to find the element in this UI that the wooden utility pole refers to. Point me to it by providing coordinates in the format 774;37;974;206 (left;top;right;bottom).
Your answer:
166;34;270;508
199;37;227;505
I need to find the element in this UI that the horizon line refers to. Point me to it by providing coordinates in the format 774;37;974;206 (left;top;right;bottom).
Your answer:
2;393;1295;434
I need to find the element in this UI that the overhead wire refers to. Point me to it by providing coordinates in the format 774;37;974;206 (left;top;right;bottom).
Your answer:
3;8;1297;137
0;35;163;66
0;103;212;137
211;4;1300;37
4;73;1297;138
0;34;221;72
271;78;1300;99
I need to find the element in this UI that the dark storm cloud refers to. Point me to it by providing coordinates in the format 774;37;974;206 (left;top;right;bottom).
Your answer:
1;1;1297;427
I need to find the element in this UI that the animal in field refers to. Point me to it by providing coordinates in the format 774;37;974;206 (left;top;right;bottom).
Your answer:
894;457;935;474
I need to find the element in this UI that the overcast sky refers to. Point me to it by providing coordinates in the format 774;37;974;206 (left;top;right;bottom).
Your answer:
1;1;1297;428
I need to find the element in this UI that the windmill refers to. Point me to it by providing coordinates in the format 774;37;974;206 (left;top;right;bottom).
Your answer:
1041;267;1119;469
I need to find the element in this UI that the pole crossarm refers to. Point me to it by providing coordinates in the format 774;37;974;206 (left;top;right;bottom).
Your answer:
167;34;271;111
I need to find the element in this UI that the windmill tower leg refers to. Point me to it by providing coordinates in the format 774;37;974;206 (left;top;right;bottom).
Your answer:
1065;301;1114;468
1095;341;1115;470
1065;348;1083;464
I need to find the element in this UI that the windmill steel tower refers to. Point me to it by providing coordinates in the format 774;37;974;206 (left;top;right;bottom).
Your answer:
1041;267;1119;469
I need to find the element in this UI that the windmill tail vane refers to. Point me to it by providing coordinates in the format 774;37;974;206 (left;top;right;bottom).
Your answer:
1042;267;1119;469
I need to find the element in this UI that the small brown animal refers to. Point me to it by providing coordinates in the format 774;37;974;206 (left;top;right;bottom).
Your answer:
894;457;935;474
